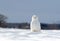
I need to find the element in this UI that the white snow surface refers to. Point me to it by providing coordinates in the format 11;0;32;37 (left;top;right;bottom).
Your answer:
0;28;60;41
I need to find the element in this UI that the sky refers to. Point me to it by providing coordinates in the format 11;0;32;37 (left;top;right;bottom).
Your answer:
0;0;60;23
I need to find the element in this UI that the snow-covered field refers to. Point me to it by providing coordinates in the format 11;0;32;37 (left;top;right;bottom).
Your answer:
0;28;60;41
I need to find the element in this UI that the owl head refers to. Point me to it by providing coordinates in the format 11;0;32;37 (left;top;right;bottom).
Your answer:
32;15;38;21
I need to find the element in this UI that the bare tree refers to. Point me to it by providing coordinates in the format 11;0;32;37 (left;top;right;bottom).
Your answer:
0;14;7;27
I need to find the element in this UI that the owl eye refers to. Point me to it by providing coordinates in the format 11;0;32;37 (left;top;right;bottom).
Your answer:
34;17;36;19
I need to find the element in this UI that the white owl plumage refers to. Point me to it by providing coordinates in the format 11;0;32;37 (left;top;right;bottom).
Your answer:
30;15;41;32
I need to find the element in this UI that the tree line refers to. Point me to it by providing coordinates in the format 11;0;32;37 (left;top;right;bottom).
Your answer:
0;14;60;29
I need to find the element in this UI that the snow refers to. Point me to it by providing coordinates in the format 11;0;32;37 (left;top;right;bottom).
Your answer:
0;28;60;41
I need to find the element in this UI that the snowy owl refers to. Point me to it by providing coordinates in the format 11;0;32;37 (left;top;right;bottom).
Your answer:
30;15;41;32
